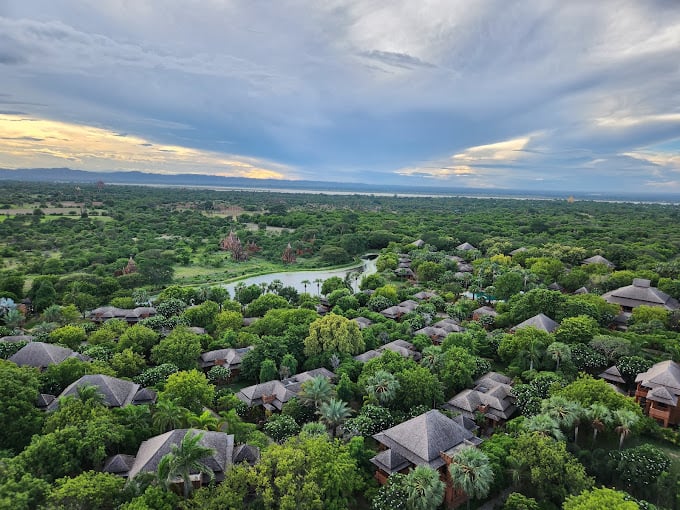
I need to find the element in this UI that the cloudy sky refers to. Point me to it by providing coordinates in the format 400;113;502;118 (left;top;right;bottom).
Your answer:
1;1;680;192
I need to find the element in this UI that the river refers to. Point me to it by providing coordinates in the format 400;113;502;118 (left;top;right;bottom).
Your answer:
221;256;378;296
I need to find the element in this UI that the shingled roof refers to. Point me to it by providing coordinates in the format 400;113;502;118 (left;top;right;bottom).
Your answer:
635;360;680;401
199;346;253;369
372;410;479;470
456;242;477;251
236;368;335;410
8;341;86;369
47;374;154;410
443;372;517;422
582;255;615;268
126;429;235;481
512;313;558;333
602;279;679;311
599;365;626;384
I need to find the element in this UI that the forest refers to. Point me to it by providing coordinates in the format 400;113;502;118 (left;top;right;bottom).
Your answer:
2;180;680;510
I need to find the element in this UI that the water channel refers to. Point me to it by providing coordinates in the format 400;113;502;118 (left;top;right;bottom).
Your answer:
221;255;378;297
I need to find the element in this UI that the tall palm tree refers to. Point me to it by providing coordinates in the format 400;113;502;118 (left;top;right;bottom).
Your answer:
319;398;352;438
314;278;323;296
546;342;571;371
525;338;545;372
541;396;581;441
298;376;334;410
448;448;494;510
525;414;565;441
420;346;443;372
158;430;215;499
301;279;310;294
153;399;189;433
586;403;612;444
76;383;106;406
614;409;639;449
404;465;445;510
365;370;400;406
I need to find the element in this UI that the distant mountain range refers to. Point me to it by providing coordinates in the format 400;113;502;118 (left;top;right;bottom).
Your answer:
1;168;678;202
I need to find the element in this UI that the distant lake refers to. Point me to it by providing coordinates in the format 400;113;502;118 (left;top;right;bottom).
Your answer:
222;256;378;296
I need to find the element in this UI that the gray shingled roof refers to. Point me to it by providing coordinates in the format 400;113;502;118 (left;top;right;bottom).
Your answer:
103;454;136;476
413;291;437;300
512;313;558;333
232;444;261;466
647;386;678;406
48;374;142;410
635;360;680;395
602;279;679;310
199;346;253;369
353;317;373;329
36;393;56;409
599;365;626;384
0;335;34;343
456;242;476;251
9;341;79;368
127;429;234;481
372;410;475;470
582;255;615;268
509;247;527;256
473;306;498;317
443;372;517;421
371;448;411;474
236;368;335;409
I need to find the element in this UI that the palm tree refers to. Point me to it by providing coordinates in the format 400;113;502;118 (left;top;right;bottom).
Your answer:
2;309;24;330
587;403;611;444
76;383;106;406
298;376;334;410
541;396;582;441
301;279;310;294
525;338;545;372
158;430;215;499
41;304;63;323
314;278;323;296
404;465;445;510
268;279;283;295
546;342;571;371
188;410;220;431
153;399;189;433
525;414;564;441
319;398;352;437
448;448;494;510
420;346;443;372
614;409;639;449
365;370;400;406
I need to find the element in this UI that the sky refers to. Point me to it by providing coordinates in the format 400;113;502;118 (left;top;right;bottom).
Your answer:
1;1;680;193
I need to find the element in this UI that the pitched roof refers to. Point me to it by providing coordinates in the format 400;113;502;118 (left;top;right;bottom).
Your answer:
371;448;411;474
36;393;56;409
48;374;142;410
509;247;527;256
574;287;589;295
413;291;437;300
456;242;476;251
232;444;261;466
0;335;34;343
127;429;234;480
647;386;678;406
443;372;517;421
602;279;679;310
9;341;79;368
599;365;626;384
103;454;136;476
473;306;498;317
582;255;615;268
372;410;475;470
199;346;253;368
132;387;158;405
353;317;373;329
635;360;680;395
236;368;335;410
512;313;558;333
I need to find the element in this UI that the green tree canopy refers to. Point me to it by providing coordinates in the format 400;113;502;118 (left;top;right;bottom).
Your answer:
304;313;365;357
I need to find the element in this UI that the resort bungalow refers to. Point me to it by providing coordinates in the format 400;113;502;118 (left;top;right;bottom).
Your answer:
602;279;679;313
9;341;89;370
582;255;615;269
199;346;253;378
634;360;680;427
354;339;421;363
442;372;517;427
88;306;157;324
371;410;482;508
511;313;559;333
105;429;259;482
236;368;335;412
47;374;156;410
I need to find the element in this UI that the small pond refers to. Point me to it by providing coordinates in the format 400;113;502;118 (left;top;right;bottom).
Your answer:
221;255;378;296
